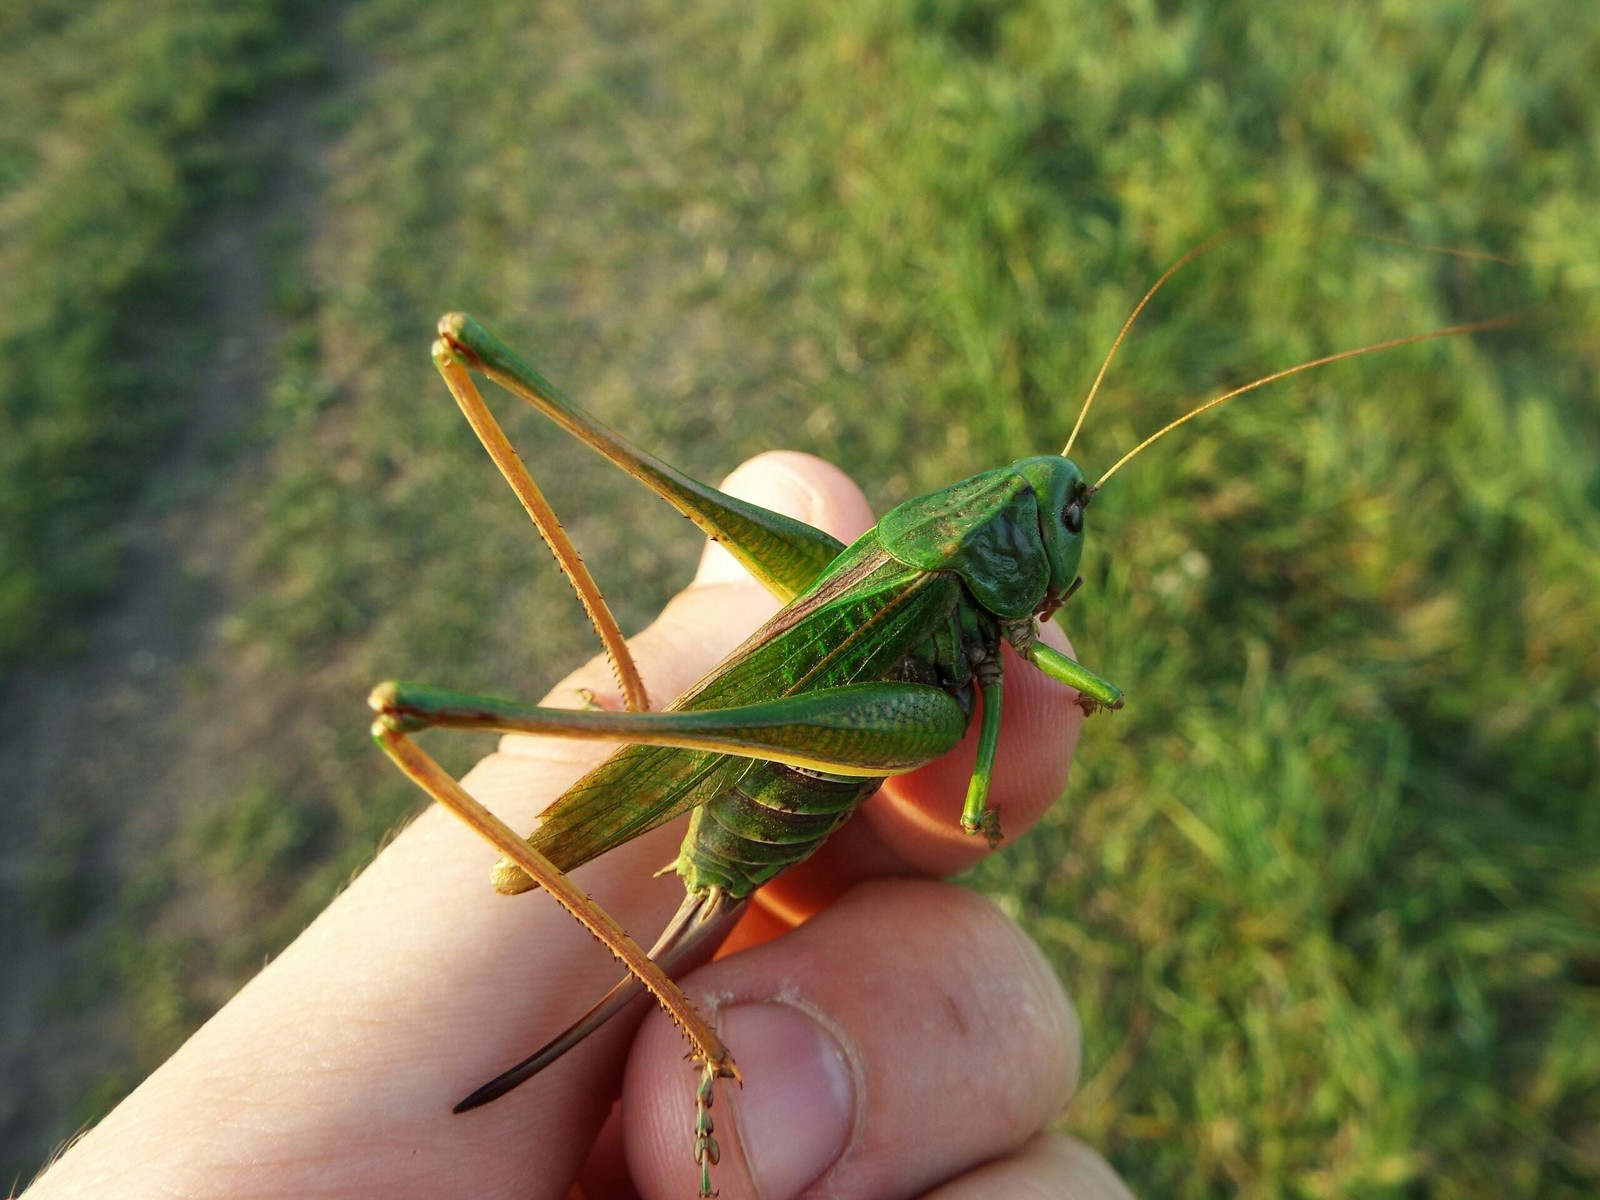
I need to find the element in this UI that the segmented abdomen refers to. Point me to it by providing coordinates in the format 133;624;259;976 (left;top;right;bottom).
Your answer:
675;765;880;895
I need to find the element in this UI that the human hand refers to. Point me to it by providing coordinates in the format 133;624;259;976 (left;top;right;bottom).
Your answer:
24;452;1134;1200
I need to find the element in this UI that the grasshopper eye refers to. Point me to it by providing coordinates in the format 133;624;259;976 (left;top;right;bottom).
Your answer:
1062;501;1084;536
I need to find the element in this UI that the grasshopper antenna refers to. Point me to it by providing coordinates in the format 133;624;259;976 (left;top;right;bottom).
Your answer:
1090;315;1516;492
1349;231;1515;265
1062;222;1262;458
1062;226;1515;461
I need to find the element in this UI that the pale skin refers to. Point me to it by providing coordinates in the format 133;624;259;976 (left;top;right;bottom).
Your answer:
24;452;1136;1200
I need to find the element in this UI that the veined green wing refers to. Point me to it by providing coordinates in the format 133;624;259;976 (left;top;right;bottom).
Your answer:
514;534;966;879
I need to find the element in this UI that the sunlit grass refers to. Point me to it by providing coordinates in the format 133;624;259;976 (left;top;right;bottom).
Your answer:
0;0;306;665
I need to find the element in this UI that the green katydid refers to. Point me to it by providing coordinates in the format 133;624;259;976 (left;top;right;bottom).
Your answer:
369;238;1504;1195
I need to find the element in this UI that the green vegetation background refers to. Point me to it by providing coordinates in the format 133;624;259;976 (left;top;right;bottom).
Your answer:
3;0;1596;1195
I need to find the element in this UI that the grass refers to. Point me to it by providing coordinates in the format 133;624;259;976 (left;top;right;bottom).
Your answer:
0;0;311;666
5;0;1597;1194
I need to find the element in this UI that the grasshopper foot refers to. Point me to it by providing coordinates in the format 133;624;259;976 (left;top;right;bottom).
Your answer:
1075;690;1125;716
693;1053;741;1197
960;808;1004;848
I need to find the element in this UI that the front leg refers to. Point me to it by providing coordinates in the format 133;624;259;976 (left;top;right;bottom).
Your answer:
1004;621;1125;714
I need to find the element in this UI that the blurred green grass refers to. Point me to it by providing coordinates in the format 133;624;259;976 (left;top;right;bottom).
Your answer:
5;0;1597;1195
0;0;312;665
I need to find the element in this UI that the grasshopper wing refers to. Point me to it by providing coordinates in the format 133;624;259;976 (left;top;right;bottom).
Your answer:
501;536;967;887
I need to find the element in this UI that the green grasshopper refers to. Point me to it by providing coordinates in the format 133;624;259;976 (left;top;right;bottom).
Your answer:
369;241;1499;1195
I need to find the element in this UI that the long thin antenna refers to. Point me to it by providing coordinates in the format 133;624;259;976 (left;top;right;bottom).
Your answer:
1090;315;1514;491
1062;222;1261;458
1352;231;1515;265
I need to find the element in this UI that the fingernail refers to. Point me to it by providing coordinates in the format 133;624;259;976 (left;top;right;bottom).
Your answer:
693;457;814;586
722;1002;855;1199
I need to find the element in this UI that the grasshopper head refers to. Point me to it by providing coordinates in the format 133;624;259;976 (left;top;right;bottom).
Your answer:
1011;456;1092;610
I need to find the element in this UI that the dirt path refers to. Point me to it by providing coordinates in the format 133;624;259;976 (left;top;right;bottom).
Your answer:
0;49;344;1186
